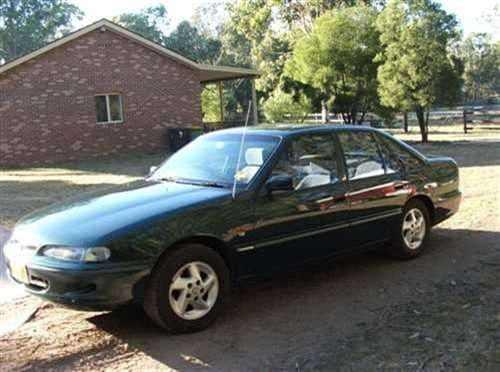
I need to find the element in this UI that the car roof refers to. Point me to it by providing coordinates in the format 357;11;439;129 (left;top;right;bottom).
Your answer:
210;123;378;137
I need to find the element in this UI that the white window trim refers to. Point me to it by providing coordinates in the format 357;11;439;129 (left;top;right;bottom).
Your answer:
96;94;124;124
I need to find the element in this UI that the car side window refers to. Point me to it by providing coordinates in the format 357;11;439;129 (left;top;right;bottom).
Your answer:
338;131;385;180
271;133;340;190
377;135;424;174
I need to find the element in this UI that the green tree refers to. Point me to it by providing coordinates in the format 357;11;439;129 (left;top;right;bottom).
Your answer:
114;5;169;44
274;0;376;33
192;1;227;38
164;21;221;64
201;85;222;122
221;0;272;67
0;0;83;63
286;5;381;123
461;33;500;103
263;88;312;123
376;0;460;143
216;1;274;120
201;84;238;123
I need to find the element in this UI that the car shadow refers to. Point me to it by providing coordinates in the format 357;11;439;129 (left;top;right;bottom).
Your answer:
84;227;499;371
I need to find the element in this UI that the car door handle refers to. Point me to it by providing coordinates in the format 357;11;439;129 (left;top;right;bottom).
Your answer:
316;195;346;204
394;181;409;190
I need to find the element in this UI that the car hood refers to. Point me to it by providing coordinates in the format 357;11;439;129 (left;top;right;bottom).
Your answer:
13;179;231;247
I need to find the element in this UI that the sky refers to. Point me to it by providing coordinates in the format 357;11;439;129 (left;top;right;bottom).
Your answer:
73;0;499;38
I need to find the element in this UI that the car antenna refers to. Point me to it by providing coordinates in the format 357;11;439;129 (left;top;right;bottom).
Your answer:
232;100;253;199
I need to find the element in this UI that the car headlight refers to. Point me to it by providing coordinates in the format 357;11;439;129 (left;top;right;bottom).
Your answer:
41;246;111;262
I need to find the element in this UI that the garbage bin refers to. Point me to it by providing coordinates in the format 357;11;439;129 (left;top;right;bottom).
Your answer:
167;128;191;152
191;127;204;140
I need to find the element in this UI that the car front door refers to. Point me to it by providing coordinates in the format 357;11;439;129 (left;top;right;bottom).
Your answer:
337;130;405;247
238;132;350;276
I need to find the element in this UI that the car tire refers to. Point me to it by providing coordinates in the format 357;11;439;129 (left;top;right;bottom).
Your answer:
143;243;230;333
388;199;431;259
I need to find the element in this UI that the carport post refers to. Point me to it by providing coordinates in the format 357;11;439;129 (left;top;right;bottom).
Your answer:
251;78;258;125
218;81;224;125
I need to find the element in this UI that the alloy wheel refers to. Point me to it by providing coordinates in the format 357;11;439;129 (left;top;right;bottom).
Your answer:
402;208;426;250
168;261;219;320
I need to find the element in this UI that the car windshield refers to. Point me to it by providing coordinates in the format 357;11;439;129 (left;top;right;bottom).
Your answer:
151;132;281;188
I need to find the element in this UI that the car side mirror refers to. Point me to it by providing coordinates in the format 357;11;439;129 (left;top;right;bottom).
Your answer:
266;175;294;193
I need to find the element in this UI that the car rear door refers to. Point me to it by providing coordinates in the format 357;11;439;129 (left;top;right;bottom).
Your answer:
238;132;349;275
336;130;405;247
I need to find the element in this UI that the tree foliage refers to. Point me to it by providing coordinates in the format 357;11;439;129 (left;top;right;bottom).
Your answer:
114;5;169;45
221;0;273;67
201;83;239;123
0;0;83;63
286;5;381;123
376;0;460;142
116;6;222;65
165;21;222;64
274;0;376;32
461;33;500;103
262;88;312;123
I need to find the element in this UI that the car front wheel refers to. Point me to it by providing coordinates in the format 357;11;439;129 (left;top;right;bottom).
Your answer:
144;243;230;333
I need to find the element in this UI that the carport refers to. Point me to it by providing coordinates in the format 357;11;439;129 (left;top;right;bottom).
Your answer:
197;64;260;127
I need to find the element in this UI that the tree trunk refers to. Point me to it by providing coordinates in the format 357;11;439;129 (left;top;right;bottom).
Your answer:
359;111;366;125
321;99;329;124
350;109;357;125
403;112;408;133
425;108;430;136
415;106;428;143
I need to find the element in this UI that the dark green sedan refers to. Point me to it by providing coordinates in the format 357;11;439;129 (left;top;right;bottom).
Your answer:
4;125;461;333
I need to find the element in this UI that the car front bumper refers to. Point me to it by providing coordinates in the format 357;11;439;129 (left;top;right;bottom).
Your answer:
5;258;151;310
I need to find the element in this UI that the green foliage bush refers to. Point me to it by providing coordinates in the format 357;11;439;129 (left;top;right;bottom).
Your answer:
263;89;312;123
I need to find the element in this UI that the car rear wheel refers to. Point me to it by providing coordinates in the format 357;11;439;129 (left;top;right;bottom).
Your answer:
388;199;430;259
144;243;230;333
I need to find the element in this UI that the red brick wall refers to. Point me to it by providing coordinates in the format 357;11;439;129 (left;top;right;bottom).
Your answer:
0;29;202;166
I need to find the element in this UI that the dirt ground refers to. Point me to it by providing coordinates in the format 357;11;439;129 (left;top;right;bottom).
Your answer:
0;153;165;228
0;124;499;371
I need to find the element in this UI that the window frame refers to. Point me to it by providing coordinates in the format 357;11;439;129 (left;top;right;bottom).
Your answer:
95;94;124;124
265;131;344;193
336;129;387;182
374;131;426;173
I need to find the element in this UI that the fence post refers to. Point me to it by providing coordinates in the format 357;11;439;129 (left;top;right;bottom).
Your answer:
463;110;467;134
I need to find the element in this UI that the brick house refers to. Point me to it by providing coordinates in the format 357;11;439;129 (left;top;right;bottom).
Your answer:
0;19;258;166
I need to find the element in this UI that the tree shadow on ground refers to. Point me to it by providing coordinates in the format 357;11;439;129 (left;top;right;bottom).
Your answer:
78;227;499;372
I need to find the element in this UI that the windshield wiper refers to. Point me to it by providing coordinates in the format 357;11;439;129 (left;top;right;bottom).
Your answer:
187;180;227;188
159;176;226;188
159;176;179;183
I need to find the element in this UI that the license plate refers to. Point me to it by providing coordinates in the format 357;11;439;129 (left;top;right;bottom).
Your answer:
10;261;29;284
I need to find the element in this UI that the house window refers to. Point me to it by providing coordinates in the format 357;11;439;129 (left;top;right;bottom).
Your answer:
95;94;123;124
